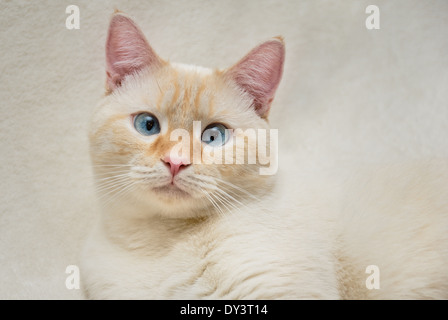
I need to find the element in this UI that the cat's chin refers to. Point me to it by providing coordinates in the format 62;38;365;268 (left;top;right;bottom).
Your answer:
144;184;212;219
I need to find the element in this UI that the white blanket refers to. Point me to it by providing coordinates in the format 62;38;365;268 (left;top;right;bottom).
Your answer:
0;0;447;299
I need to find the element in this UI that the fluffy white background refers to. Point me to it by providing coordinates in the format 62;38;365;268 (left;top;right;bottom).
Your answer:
0;0;447;299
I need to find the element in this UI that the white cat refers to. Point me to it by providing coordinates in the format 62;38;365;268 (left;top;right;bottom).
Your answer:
81;12;448;299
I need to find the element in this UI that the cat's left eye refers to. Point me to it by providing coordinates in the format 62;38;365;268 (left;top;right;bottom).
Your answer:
202;123;229;147
134;113;161;136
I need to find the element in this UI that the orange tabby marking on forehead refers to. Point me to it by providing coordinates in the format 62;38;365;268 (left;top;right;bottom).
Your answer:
181;73;194;119
168;73;181;116
194;77;206;112
207;94;215;118
155;88;165;111
159;71;211;128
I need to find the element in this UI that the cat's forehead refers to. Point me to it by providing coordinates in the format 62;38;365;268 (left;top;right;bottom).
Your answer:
152;64;232;128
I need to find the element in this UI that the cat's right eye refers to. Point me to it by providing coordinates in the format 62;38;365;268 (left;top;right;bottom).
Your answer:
133;113;161;136
202;123;229;147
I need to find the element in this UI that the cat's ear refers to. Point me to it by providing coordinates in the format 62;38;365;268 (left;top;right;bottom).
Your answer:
105;12;163;92
224;38;285;118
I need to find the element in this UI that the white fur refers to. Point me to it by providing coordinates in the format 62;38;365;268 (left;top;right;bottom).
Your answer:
171;62;214;75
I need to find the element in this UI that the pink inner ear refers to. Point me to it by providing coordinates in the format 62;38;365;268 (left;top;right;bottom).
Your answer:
227;39;285;118
106;13;161;91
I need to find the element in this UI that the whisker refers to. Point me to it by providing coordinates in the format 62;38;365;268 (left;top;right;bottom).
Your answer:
90;167;157;181
214;191;238;209
95;173;130;182
213;177;260;201
101;180;139;208
200;189;225;217
95;181;132;195
215;189;246;214
210;192;234;214
215;187;247;208
92;164;134;168
94;173;132;185
96;178;133;196
191;175;256;205
93;169;131;175
178;177;217;194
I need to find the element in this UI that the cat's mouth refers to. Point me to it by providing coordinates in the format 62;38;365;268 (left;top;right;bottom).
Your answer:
152;184;191;198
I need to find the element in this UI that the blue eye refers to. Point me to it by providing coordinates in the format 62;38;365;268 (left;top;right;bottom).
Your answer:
134;113;160;136
202;123;229;147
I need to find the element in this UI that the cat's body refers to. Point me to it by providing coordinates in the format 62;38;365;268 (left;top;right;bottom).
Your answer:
82;158;448;299
81;13;448;299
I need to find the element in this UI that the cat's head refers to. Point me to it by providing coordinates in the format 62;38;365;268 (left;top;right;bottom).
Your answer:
90;13;284;218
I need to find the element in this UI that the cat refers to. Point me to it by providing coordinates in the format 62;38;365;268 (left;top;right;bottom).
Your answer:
81;12;448;299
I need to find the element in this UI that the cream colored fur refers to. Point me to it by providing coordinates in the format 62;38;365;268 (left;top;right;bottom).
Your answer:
1;0;447;299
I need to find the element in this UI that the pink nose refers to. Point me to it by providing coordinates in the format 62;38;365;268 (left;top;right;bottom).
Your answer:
162;154;190;177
